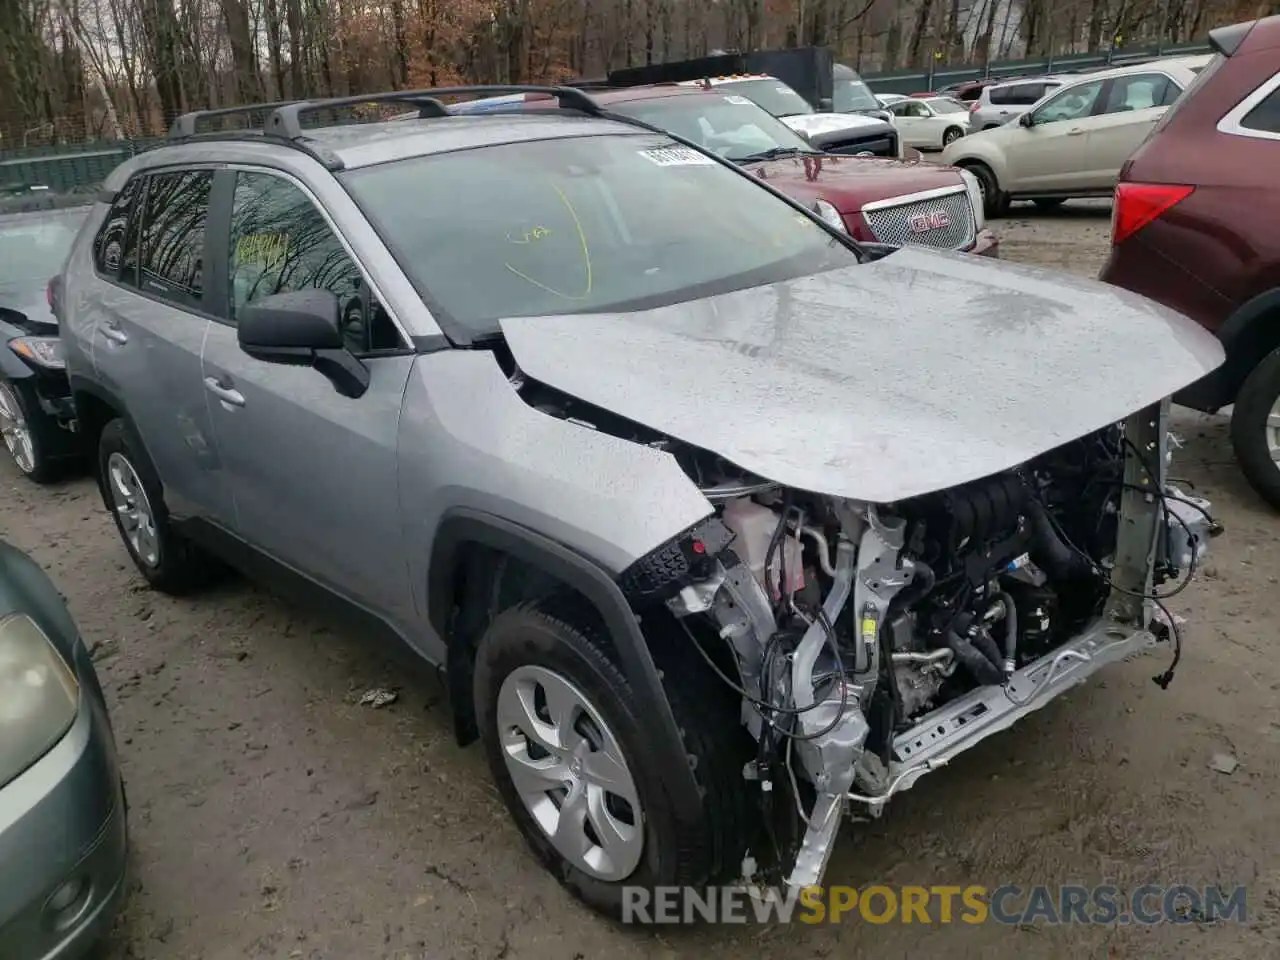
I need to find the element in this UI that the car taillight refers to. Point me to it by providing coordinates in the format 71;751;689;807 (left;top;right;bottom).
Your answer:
969;102;980;113
1111;182;1194;245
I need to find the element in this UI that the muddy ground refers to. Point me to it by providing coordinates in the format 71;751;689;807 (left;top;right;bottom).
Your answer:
3;200;1278;959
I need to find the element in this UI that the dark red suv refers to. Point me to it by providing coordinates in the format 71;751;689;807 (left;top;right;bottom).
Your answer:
1101;14;1280;508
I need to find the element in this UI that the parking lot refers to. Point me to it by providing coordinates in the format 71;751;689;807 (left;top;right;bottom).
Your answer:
3;201;1277;960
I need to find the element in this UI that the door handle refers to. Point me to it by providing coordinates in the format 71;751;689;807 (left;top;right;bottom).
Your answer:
101;321;128;345
1066;127;1085;136
204;376;245;408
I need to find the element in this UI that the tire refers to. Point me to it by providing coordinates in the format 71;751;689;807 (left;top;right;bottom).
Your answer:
474;601;754;920
963;161;1009;218
1230;345;1280;510
97;418;222;593
0;377;64;484
942;126;964;147
1033;198;1067;211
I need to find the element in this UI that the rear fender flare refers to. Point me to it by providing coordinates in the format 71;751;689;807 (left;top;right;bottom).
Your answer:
427;508;704;824
1188;288;1280;410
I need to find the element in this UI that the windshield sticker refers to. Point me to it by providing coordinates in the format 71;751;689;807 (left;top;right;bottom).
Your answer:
723;95;753;106
638;145;716;167
508;225;552;244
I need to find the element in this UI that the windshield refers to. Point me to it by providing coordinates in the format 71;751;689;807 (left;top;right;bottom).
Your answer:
833;79;881;112
0;215;80;289
725;79;815;118
341;134;855;338
926;98;968;114
609;94;816;162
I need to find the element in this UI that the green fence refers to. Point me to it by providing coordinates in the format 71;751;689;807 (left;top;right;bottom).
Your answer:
861;40;1212;94
0;138;162;196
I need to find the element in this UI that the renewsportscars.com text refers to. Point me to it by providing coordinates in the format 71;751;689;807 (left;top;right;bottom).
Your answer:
622;884;1248;925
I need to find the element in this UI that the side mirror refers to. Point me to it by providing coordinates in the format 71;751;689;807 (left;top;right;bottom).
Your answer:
795;129;813;143
237;289;370;398
1018;112;1035;128
817;97;833;112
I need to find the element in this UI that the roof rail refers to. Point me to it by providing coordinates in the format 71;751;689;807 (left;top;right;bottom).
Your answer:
169;100;304;138
263;85;603;139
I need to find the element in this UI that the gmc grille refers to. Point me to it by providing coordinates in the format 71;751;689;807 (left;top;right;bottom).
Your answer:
861;189;976;250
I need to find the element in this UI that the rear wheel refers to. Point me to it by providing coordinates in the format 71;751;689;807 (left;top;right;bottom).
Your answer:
1231;345;1280;510
474;601;754;920
98;418;223;593
0;378;62;484
942;126;964;146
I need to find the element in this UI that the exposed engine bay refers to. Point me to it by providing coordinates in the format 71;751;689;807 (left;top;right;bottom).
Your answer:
650;415;1217;892
509;366;1219;894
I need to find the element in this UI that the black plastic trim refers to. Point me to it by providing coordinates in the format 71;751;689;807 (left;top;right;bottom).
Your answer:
1177;287;1280;411
1209;19;1258;57
427;508;703;823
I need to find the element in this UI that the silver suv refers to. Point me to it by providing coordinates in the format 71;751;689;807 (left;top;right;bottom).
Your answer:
969;76;1065;130
60;85;1222;917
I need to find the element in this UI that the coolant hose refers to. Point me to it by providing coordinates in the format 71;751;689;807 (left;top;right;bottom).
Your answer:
944;613;1004;686
994;592;1018;675
1027;499;1092;580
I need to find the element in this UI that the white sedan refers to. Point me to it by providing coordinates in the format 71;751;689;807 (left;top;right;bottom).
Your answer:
887;96;972;149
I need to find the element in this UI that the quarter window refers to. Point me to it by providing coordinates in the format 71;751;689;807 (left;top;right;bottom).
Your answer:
137;170;212;306
1242;83;1280;134
92;174;144;283
227;172;402;353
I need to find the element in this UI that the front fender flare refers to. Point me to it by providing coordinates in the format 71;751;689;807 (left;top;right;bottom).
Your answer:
428;508;704;825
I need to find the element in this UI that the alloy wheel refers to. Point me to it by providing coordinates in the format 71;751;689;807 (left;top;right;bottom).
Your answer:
0;382;35;474
106;452;161;568
496;665;644;882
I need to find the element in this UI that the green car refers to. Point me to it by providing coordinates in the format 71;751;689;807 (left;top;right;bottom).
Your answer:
0;539;127;957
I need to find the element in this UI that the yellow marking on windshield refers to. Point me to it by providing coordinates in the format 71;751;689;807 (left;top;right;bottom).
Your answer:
235;232;288;267
507;225;552;244
504;184;593;300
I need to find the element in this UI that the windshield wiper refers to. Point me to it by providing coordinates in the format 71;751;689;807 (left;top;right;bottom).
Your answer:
735;146;816;163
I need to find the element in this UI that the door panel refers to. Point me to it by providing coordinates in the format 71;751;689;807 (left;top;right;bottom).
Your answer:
200;333;415;621
1005;80;1105;192
90;170;232;524
1081;108;1164;187
200;168;414;625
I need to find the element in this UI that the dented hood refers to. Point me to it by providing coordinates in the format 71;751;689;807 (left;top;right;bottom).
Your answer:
499;248;1224;503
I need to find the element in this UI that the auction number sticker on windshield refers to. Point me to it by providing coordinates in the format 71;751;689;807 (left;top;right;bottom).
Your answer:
723;94;753;105
638;145;716;166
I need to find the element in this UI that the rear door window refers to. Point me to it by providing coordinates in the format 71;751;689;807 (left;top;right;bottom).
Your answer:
1102;74;1178;114
136;170;213;308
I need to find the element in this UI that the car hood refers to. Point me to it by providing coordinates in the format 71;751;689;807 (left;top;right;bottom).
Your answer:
499;248;1225;503
783;113;888;136
745;154;963;212
0;282;55;334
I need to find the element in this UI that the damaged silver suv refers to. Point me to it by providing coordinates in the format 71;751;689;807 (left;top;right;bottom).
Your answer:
59;86;1223;916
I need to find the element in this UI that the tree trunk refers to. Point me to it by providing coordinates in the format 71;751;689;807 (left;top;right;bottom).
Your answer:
221;0;260;103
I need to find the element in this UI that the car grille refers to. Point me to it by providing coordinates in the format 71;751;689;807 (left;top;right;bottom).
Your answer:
862;189;976;250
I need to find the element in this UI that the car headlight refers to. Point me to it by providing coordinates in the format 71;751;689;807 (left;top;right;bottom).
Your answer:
8;336;65;370
0;613;79;787
811;199;849;234
958;168;986;232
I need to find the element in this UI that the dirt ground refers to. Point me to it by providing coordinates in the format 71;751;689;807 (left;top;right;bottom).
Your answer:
4;199;1279;959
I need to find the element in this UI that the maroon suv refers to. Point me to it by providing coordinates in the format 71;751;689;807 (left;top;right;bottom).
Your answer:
1100;14;1280;508
512;85;1000;256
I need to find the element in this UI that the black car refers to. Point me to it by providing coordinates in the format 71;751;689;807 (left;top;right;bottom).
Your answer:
0;192;90;483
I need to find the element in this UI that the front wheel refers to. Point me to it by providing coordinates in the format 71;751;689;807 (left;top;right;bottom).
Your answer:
963;161;1009;218
942;126;964;147
1231;345;1280;510
0;378;63;484
474;602;754;919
